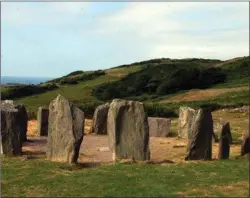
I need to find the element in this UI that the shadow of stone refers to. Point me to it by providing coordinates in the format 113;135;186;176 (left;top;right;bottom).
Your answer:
231;140;242;145
149;159;175;164
69;162;102;170
21;151;46;160
234;154;250;159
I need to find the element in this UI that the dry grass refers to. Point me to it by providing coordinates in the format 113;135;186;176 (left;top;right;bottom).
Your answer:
212;109;249;140
150;137;242;163
27;119;94;137
26;108;246;163
160;86;248;103
84;119;93;134
27;120;37;137
178;181;250;197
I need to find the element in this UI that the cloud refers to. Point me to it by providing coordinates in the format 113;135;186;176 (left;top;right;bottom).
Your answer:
89;2;249;60
1;2;90;26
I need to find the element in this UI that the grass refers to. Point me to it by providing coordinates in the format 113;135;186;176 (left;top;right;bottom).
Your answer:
212;109;249;141
14;74;119;114
156;90;249;112
5;57;248;120
13;65;144;118
1;157;249;197
157;86;249;103
106;65;142;77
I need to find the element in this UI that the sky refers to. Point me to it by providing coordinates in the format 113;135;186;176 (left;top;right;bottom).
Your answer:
1;2;249;78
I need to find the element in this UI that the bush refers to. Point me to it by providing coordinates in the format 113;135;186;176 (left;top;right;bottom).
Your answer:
1;84;58;100
94;62;226;100
144;103;178;118
27;111;37;120
75;100;105;119
65;70;84;77
58;70;106;85
59;78;78;85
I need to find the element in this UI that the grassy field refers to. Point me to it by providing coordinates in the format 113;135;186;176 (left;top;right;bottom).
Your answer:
2;57;249;197
6;56;247;120
13;66;142;116
1;157;249;197
157;86;249;103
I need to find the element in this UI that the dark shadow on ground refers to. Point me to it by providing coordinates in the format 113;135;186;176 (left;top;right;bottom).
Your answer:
148;159;175;164
58;162;102;171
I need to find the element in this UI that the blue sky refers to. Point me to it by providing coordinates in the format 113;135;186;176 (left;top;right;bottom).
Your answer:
2;2;249;78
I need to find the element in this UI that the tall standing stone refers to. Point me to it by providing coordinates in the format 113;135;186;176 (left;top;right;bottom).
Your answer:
241;130;250;156
1;102;22;156
148;117;171;137
218;122;231;159
218;120;232;144
185;108;213;161
107;99;150;161
37;107;49;136
92;103;110;135
178;107;197;138
46;95;84;164
16;104;28;142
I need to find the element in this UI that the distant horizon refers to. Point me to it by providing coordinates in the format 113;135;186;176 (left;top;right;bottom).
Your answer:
2;2;249;77
1;76;55;85
1;55;249;78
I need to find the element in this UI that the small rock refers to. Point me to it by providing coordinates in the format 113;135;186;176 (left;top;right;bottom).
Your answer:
173;144;186;148
98;147;110;152
118;158;135;164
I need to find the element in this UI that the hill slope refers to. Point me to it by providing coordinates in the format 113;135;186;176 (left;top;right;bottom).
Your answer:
5;56;248;118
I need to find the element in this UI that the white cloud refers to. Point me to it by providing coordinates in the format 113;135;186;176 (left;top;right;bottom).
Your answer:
90;2;249;60
1;2;90;26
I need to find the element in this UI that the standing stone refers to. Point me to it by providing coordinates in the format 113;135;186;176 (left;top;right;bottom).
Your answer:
107;99;150;161
218;119;232;144
37;107;49;136
178;107;197;138
46;95;84;164
92;103;110;135
1;102;22;156
148;117;171;137
16;104;28;142
185;108;213;160
218;124;231;159
1;143;2;154
241;130;250;156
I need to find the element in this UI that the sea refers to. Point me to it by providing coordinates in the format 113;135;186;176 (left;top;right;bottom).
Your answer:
1;76;55;85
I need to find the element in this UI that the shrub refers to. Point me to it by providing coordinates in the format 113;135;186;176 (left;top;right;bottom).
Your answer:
93;62;226;100
144;103;178;118
76;100;105;119
65;70;84;77
1;84;58;100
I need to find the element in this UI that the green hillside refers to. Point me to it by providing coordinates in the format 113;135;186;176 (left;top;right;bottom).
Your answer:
2;56;248;119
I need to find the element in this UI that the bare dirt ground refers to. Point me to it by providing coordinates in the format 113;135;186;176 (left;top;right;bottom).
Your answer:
24;119;243;164
159;86;248;103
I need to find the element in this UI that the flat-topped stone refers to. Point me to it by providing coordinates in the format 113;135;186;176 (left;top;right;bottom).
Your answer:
107;99;150;162
178;107;197;139
1;102;23;156
148;117;171;137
